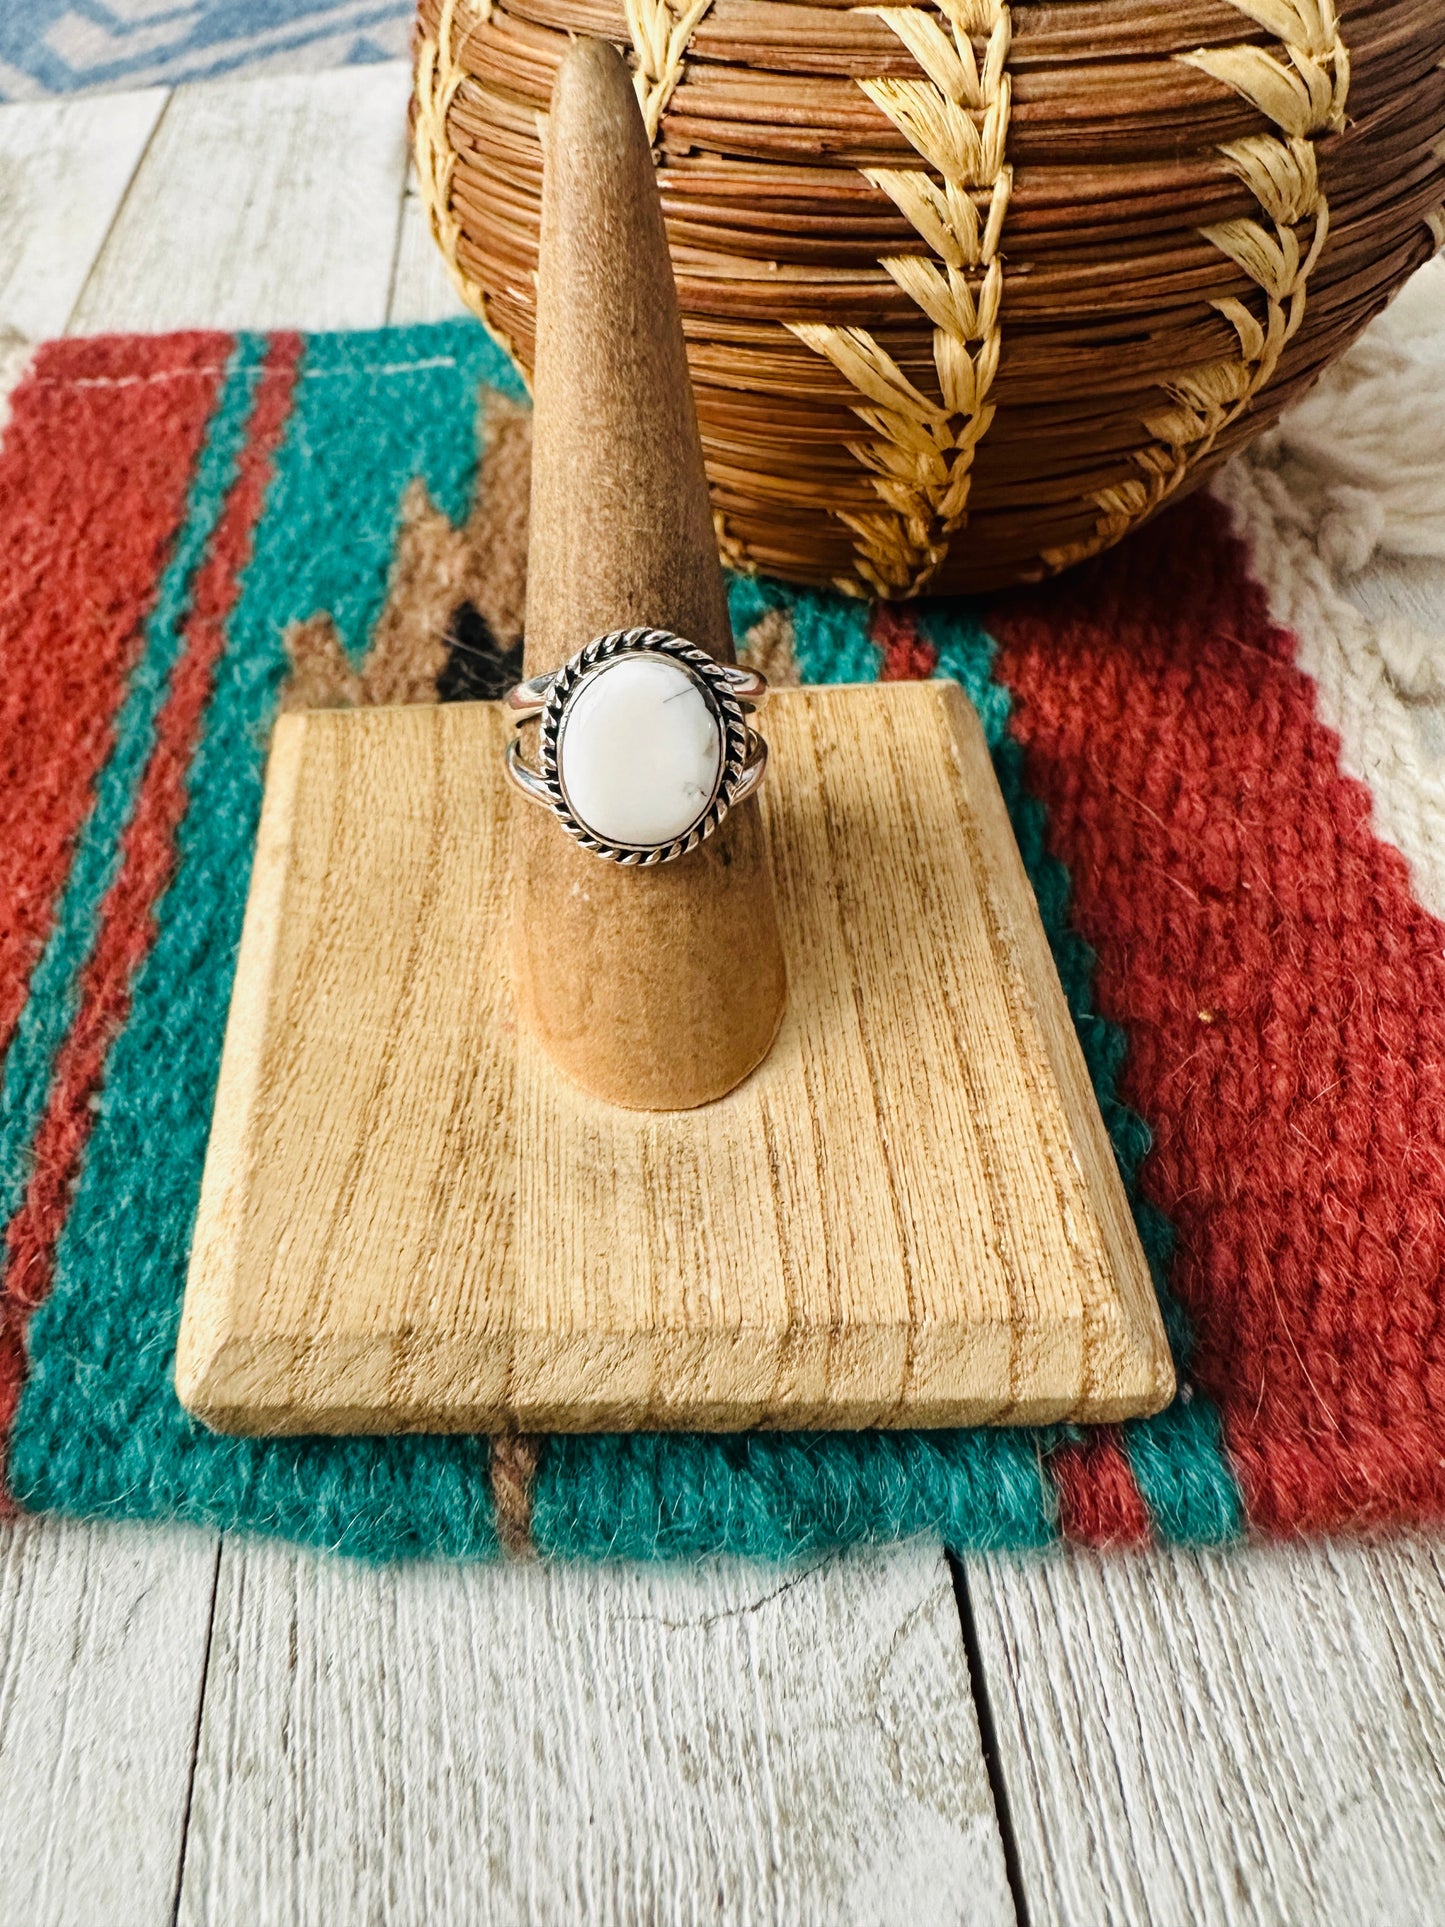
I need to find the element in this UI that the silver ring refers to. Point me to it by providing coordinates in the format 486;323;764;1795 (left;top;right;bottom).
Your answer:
503;627;769;866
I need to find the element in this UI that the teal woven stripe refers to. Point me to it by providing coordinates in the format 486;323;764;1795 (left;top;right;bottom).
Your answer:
924;602;1245;1547
728;573;882;685
0;338;259;1246
272;326;524;661
1125;1399;1242;1544
12;322;524;1559
532;1427;1056;1560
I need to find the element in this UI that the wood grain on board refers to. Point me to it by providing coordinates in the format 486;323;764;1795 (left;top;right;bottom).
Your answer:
965;1536;1445;1927
67;63;411;335
0;89;166;341
389;180;469;327
175;680;1172;1436
0;1515;219;1927
176;1536;1015;1927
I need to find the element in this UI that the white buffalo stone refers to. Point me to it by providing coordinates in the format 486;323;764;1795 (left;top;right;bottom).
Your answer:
558;655;722;847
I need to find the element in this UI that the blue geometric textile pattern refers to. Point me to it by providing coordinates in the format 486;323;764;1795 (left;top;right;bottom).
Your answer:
0;0;411;100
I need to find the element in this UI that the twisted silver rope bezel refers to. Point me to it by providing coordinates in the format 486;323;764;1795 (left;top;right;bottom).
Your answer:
528;628;756;866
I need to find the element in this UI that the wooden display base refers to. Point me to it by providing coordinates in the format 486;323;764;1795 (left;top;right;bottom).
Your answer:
175;682;1175;1436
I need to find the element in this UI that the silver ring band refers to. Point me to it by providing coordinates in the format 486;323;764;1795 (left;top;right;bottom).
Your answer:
505;659;768;725
503;627;769;866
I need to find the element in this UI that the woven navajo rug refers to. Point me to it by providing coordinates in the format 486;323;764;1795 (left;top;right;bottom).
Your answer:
2;298;1444;1562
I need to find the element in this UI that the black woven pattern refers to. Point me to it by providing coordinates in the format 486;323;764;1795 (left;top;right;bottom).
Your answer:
438;601;524;704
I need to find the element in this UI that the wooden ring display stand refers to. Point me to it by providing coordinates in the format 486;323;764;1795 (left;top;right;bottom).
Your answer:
511;37;786;1111
175;41;1174;1439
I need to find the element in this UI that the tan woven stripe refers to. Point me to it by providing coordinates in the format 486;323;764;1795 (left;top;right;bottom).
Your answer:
490;1435;543;1558
279;478;473;711
792;0;1014;600
737;605;802;688
1043;0;1349;573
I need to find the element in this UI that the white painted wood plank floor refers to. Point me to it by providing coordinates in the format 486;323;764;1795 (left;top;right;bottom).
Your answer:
2;62;1445;1927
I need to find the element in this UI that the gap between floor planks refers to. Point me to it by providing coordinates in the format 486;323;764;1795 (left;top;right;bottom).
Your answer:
174;1536;1014;1927
965;1536;1445;1927
2;59;1445;1927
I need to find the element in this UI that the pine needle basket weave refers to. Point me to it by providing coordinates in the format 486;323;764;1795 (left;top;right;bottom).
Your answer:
413;0;1445;597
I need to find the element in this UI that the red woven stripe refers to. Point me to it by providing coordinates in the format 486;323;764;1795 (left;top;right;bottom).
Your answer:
0;336;302;1487
872;602;939;681
1051;1431;1153;1548
992;493;1445;1537
0;335;227;1070
871;596;1156;1541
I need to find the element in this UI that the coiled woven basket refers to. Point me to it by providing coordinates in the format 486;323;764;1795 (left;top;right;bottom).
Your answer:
413;0;1445;597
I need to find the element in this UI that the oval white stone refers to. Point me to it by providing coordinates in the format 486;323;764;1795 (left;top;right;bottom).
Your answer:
557;655;723;847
